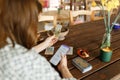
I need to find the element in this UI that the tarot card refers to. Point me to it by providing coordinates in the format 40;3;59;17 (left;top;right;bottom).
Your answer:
72;57;92;73
67;47;73;55
45;47;54;55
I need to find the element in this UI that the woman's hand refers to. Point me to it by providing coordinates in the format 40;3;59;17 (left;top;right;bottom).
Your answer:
44;35;58;47
57;55;68;71
57;55;73;78
33;35;58;53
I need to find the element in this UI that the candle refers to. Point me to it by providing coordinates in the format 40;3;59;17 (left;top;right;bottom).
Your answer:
102;47;111;52
100;47;112;62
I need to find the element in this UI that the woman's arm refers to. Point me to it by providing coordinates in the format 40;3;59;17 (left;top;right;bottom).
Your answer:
33;35;57;53
60;66;73;78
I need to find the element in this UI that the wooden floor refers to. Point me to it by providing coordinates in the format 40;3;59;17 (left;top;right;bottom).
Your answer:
40;18;120;80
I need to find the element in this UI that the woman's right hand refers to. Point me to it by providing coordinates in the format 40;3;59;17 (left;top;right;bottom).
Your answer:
57;55;68;72
57;55;73;78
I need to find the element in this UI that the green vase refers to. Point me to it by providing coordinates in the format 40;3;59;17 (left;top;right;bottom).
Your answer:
58;9;60;14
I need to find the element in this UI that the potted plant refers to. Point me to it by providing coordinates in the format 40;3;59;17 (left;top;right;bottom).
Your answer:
47;24;69;41
99;0;120;62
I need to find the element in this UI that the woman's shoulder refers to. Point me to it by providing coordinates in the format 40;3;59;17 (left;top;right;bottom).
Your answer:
0;44;40;61
0;43;49;65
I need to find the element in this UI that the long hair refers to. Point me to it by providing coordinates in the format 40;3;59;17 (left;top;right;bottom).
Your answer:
0;0;40;49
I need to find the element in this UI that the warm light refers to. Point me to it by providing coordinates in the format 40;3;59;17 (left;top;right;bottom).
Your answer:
102;47;111;52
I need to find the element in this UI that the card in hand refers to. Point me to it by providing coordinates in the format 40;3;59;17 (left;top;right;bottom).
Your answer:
67;47;73;55
54;25;62;37
45;47;54;55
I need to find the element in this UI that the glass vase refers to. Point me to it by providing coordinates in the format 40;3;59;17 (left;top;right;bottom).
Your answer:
58;9;60;14
100;32;111;49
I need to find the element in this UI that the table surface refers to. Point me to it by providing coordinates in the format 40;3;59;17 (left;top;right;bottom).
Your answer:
40;19;120;80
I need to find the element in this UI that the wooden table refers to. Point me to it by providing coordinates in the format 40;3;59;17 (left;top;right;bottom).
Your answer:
41;19;120;80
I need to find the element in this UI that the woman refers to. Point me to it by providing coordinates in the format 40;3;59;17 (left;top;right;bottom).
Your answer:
0;0;76;80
